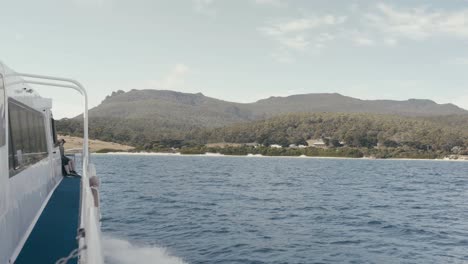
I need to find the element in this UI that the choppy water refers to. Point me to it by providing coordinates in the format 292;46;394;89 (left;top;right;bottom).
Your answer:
92;155;468;264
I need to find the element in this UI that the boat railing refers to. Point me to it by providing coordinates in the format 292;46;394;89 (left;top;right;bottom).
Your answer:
9;72;104;264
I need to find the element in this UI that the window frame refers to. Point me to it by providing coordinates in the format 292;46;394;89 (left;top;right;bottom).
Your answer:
8;98;49;177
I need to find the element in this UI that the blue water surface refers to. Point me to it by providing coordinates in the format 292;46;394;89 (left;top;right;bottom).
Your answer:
93;155;468;264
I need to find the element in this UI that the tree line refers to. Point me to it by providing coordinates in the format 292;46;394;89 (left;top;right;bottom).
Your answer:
57;112;468;157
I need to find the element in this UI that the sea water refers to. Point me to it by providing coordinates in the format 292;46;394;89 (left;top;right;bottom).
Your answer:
92;155;468;264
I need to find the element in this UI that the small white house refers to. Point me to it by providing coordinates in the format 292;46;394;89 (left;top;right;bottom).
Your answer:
307;139;327;148
270;144;282;149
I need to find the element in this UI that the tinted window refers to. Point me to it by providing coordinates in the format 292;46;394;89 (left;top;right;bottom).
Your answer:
0;74;5;147
51;118;58;145
8;98;48;177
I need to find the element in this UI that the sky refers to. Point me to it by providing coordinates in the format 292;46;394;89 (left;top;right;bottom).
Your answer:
1;0;467;118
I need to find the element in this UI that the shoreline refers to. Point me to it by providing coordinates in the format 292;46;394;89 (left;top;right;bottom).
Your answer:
93;152;468;162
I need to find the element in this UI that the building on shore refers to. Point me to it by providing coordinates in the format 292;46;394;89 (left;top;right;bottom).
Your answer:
307;139;327;148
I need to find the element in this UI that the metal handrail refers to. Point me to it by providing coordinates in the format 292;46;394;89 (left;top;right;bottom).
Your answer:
11;72;89;174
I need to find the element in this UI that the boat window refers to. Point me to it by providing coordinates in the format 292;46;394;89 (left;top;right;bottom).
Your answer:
0;74;5;147
8;98;48;177
51;118;58;146
8;126;14;171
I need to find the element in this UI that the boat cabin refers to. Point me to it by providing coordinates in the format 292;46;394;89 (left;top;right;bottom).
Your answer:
0;62;103;264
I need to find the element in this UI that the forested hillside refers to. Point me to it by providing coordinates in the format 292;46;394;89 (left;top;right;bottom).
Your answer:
56;89;468;157
58;112;468;154
186;113;468;151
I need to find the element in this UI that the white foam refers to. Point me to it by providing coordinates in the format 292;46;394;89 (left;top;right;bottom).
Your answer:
103;236;188;264
204;152;224;156
100;152;182;156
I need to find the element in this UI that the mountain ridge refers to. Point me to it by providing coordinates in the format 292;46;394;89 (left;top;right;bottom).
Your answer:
102;90;466;110
89;89;468;122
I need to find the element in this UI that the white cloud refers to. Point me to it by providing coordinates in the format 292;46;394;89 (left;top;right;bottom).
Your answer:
449;58;468;65
276;16;347;33
193;0;216;16
278;35;309;50
270;50;294;63
383;38;398;46
72;0;111;8
149;64;191;90
316;33;335;42
366;3;468;40
14;33;24;41
259;16;347;37
254;0;286;7
353;36;375;46
259;3;468;62
258;15;346;59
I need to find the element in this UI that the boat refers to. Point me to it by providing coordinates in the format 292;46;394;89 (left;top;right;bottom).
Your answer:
0;61;104;263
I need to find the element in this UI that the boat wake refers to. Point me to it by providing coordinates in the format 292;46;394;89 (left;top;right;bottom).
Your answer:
102;236;187;264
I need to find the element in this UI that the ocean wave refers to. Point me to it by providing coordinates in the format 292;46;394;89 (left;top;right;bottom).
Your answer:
103;236;187;264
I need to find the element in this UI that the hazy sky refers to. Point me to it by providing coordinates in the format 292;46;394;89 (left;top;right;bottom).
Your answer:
1;0;467;118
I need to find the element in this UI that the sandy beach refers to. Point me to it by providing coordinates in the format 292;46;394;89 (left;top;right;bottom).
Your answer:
59;135;135;153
